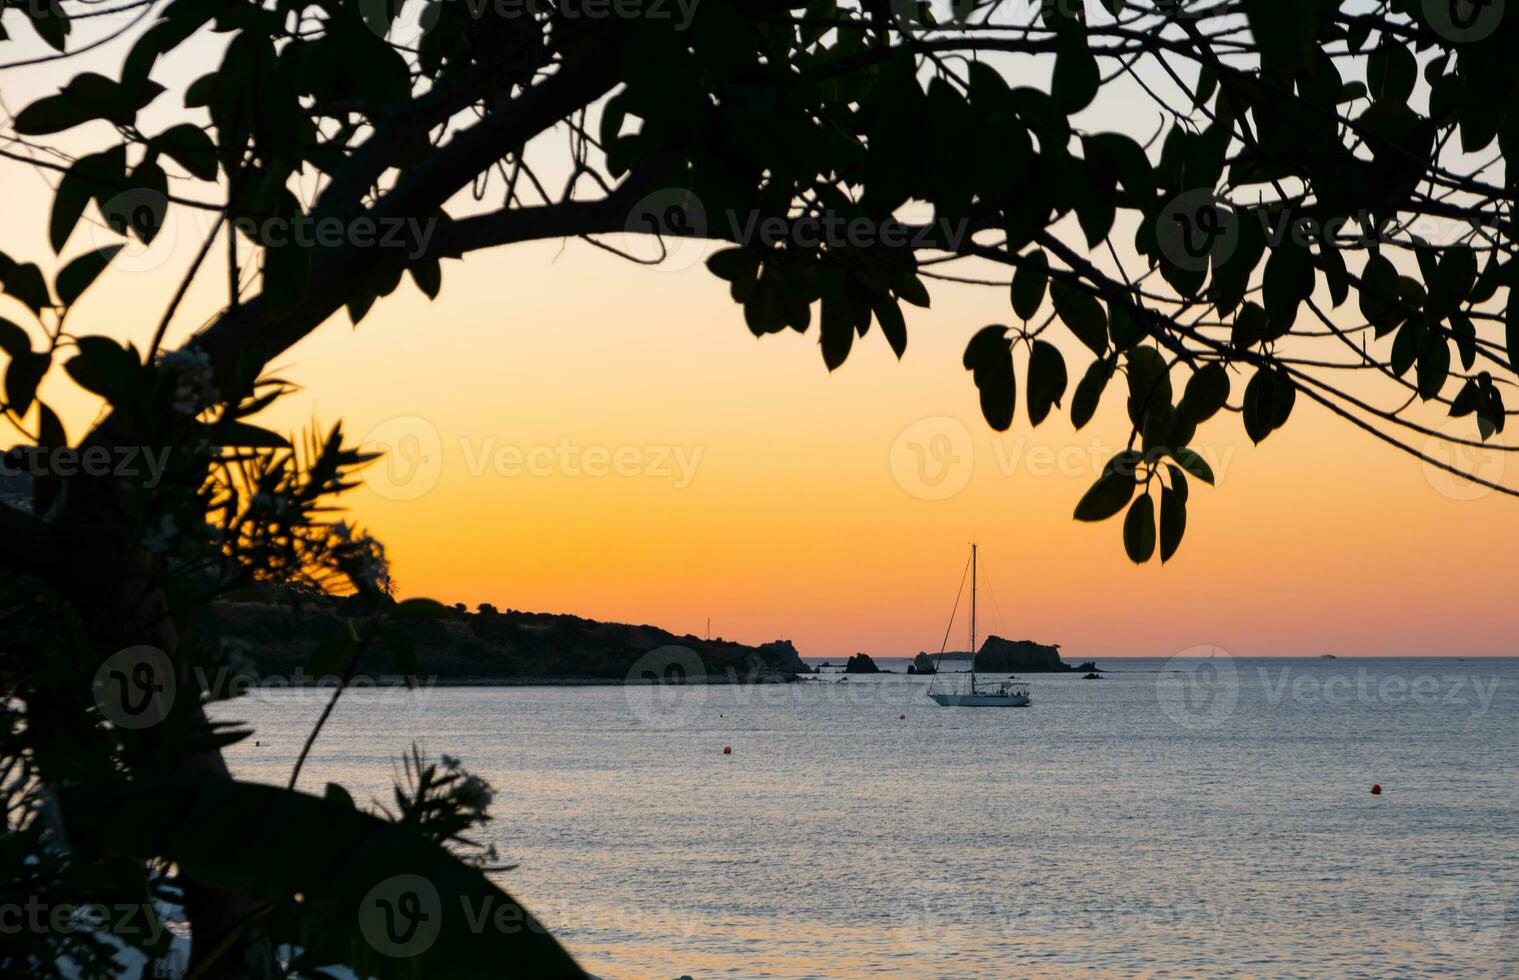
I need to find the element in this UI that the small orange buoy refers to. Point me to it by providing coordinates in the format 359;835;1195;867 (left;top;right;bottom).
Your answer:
723;746;732;755
1371;784;1382;795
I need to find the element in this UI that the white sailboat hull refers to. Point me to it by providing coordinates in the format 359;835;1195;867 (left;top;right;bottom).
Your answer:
928;691;1030;707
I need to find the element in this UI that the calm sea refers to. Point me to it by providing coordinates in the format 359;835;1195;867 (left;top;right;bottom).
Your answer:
216;657;1519;978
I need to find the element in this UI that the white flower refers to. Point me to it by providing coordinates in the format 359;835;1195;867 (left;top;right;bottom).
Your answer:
159;349;219;415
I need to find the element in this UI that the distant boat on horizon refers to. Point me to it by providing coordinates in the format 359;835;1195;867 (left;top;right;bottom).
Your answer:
1321;654;1338;660
926;544;1030;708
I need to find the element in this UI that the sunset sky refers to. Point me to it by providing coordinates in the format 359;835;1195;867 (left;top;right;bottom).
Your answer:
4;16;1512;661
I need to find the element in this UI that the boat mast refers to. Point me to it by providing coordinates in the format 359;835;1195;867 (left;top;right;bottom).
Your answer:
970;543;977;688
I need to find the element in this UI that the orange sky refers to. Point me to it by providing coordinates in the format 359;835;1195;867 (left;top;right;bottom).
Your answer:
3;19;1513;661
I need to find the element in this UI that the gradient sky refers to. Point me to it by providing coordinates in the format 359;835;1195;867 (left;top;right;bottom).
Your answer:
2;10;1512;660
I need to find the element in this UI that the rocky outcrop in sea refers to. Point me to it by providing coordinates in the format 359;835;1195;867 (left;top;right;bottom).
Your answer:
843;653;882;673
972;636;1080;672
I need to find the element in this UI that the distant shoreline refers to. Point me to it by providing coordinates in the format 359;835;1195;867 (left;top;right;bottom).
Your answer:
245;673;806;689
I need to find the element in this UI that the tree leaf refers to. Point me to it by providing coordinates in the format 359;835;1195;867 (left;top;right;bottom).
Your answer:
1026;340;1068;427
1011;249;1048;321
963;325;1016;431
1159;484;1187;562
1;263;52;316
5;352;50;413
820;287;855;371
1052;25;1099;114
51;162;95;253
1070;357;1111;430
0;318;33;359
410;259;442;300
1170;447;1215;485
706;247;758;285
1416;331;1450;401
1271;370;1296;428
55;245;123;307
1074;469;1134;522
1123;493;1156;563
1360;253;1404;332
1243;366;1275;443
1051;282;1108;356
872;293;908;358
24;4;70;53
1177;363;1230;424
64;336;139;401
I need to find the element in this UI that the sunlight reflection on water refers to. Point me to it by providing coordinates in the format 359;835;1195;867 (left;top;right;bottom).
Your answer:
215;657;1519;978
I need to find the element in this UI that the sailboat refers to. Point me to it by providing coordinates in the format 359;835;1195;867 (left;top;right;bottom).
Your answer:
926;544;1031;708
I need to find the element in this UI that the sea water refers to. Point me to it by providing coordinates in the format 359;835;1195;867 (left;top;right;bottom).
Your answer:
217;657;1519;978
